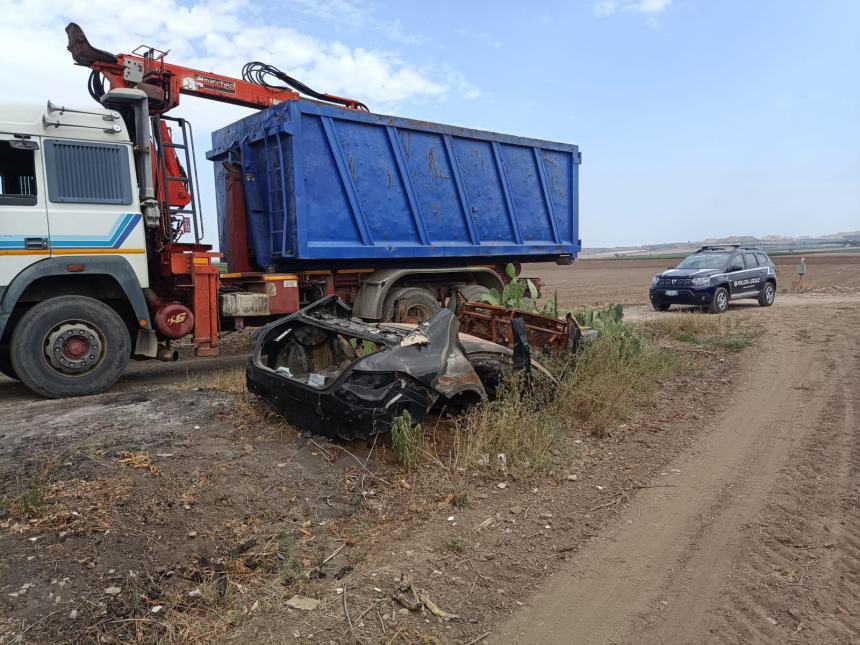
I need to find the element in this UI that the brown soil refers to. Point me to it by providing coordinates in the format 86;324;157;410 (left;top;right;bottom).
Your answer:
526;251;860;309
496;292;860;644
0;255;857;644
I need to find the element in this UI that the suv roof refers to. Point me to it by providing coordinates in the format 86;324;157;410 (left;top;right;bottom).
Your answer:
695;245;765;253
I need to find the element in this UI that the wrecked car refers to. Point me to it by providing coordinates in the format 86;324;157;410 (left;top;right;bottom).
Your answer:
247;296;543;440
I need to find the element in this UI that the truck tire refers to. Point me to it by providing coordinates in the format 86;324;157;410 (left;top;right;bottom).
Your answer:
0;348;17;380
652;303;670;312
708;287;730;314
10;296;131;398
382;287;440;323
758;281;775;307
456;284;490;303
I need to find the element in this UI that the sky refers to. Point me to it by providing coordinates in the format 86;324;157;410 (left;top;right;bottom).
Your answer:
1;0;858;248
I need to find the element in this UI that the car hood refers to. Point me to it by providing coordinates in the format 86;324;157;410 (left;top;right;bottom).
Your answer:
657;267;724;279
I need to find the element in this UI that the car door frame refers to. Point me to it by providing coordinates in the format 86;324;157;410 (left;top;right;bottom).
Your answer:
725;252;747;296
742;252;766;295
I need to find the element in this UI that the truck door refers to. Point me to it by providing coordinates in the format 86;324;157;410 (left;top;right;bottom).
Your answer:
41;138;146;280
0;135;49;286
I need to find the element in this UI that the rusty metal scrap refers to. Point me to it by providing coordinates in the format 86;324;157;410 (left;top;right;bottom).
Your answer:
456;301;583;353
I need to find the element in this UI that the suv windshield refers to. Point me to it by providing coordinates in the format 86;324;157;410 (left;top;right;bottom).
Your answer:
675;253;731;270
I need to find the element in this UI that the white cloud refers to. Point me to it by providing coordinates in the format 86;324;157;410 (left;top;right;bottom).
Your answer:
594;1;620;16
639;0;672;13
0;0;477;245
0;0;473;109
278;0;427;45
594;0;672;17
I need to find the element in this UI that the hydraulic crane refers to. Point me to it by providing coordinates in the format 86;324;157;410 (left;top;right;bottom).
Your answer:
65;22;367;236
63;23;369;357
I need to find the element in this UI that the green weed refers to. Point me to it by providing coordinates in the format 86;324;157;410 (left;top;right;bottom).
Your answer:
447;536;469;552
391;410;422;470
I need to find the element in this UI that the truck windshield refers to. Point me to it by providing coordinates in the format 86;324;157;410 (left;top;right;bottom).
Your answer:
676;253;731;270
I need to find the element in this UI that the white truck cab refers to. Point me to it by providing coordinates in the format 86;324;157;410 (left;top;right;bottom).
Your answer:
0;95;158;396
0;102;148;285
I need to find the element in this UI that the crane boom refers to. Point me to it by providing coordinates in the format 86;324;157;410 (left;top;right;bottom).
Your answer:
65;22;368;113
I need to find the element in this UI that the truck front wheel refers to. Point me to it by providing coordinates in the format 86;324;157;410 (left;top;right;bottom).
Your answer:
10;296;131;398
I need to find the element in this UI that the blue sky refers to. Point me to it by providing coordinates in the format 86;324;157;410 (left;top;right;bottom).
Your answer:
2;0;859;247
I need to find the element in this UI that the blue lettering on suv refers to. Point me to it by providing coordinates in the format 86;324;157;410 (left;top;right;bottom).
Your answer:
648;245;777;314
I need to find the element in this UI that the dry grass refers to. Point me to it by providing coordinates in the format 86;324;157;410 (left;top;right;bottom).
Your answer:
453;375;558;474
450;313;739;471
552;333;684;435
186;368;287;429
0;455;65;521
118;451;160;474
634;312;764;352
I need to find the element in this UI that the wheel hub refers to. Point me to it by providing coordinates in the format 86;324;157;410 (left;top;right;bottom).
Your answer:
45;323;104;375
406;304;432;323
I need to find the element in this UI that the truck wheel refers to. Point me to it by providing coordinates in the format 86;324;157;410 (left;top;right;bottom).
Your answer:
0;348;17;380
652;303;670;312
10;296;131;398
758;281;775;307
382;287;440;323
457;284;490;303
708;287;730;314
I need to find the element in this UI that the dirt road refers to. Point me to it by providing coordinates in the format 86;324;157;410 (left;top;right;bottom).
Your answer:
496;295;860;644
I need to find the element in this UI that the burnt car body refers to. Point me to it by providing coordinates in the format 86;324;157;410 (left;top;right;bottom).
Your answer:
247;296;528;440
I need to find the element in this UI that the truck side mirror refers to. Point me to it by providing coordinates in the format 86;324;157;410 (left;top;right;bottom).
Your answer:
9;139;39;151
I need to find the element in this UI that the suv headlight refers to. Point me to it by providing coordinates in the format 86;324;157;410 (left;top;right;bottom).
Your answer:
650;275;660;287
690;276;711;286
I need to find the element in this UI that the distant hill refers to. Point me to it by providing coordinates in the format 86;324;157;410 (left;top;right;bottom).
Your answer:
583;231;860;258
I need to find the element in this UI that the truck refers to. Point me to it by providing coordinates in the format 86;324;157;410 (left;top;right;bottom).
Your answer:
0;24;581;398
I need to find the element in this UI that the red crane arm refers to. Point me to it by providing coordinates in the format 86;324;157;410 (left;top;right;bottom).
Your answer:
94;54;302;112
65;22;366;114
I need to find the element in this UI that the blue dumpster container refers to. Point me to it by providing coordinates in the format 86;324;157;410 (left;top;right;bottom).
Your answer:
208;100;581;270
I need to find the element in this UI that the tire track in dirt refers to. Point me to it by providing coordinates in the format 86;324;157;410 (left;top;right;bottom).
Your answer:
702;320;860;644
494;298;857;644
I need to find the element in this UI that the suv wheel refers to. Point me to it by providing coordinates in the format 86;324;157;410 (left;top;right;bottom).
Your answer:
652;303;670;312
758;281;775;307
708;287;730;314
